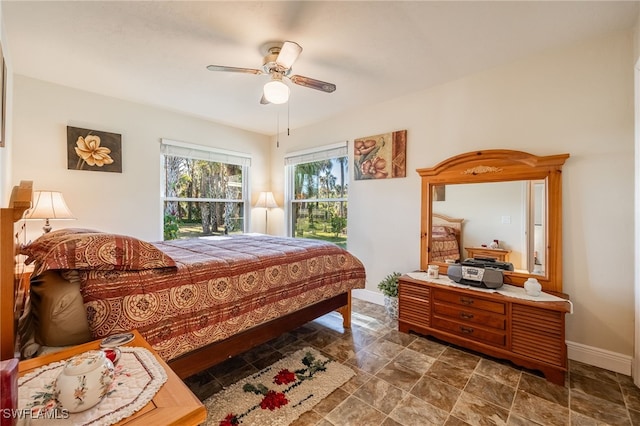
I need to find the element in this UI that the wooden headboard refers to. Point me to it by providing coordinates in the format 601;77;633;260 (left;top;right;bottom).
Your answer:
433;213;463;243
1;180;33;360
432;213;463;233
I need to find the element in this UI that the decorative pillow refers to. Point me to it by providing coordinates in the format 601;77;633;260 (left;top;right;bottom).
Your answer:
23;230;176;275
21;228;99;265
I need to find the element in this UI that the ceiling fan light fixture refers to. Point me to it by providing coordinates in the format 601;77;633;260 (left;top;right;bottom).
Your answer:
207;40;335;105
263;75;290;104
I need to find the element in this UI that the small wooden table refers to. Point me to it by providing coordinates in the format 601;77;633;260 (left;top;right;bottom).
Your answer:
465;247;511;262
19;330;206;426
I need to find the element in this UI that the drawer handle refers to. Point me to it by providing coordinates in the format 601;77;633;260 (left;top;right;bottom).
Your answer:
460;326;474;334
460;297;474;305
460;312;474;320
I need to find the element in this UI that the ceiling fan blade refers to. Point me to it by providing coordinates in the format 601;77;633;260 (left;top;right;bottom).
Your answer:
290;75;336;93
260;94;270;105
276;41;302;69
206;65;263;75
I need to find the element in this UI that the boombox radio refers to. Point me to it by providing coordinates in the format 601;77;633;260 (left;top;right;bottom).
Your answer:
446;258;514;289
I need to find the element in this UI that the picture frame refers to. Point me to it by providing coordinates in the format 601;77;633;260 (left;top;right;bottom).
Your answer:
67;126;122;173
433;185;446;201
0;43;5;148
353;129;407;180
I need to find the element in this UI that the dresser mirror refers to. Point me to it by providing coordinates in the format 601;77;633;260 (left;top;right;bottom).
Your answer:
418;150;569;293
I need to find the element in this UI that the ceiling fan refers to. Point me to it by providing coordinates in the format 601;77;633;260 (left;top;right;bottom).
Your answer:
206;41;336;105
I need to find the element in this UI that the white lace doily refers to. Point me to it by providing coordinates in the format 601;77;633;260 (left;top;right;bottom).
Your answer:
406;272;573;313
17;347;168;425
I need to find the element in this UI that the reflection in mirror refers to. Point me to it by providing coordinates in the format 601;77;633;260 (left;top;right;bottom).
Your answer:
432;180;547;275
530;180;546;275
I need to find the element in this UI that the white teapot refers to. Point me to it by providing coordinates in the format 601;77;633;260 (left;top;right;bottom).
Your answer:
55;350;114;413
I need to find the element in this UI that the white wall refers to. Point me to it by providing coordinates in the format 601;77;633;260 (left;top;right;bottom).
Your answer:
11;76;270;242
271;31;635;357
0;1;14;204
632;8;640;383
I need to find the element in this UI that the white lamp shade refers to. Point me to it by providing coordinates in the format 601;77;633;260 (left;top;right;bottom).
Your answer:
24;191;75;220
255;192;278;209
263;80;290;104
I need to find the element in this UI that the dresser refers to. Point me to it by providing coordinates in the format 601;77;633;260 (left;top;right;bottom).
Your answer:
406;150;571;385
398;275;570;385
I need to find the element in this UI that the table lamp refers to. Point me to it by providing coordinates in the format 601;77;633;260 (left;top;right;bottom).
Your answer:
255;191;277;234
24;190;76;233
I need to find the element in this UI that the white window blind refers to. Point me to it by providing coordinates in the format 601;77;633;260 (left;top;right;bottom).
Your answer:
161;139;251;167
284;142;347;166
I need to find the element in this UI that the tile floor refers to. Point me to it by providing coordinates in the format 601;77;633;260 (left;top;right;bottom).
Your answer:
184;299;640;425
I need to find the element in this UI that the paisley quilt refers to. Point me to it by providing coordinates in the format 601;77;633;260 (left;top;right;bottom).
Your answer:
76;235;366;361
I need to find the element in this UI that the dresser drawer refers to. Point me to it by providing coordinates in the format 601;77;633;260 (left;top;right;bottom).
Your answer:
433;289;505;314
432;316;507;347
433;302;506;330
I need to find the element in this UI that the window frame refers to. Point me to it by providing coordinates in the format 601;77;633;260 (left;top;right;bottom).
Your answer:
284;142;349;238
160;138;251;238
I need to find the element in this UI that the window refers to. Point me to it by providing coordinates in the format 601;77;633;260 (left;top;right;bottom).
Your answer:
160;139;251;240
285;143;348;248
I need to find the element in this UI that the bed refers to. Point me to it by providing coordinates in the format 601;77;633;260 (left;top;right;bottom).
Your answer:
430;213;464;263
0;181;366;379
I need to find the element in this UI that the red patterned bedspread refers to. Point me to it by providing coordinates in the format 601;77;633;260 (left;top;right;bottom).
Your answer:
431;225;461;262
79;235;366;361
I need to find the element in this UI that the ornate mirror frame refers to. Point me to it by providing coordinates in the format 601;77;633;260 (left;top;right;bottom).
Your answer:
418;150;569;293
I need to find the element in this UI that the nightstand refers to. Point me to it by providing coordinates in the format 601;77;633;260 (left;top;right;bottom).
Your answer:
19;330;206;425
465;247;511;262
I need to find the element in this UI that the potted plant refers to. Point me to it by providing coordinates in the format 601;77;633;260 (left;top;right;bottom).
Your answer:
378;272;401;319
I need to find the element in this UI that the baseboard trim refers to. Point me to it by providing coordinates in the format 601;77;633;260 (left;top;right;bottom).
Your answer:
567;341;632;376
352;289;384;306
352;292;632;376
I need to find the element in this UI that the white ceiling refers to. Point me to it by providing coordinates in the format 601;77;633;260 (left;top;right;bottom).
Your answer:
4;1;638;136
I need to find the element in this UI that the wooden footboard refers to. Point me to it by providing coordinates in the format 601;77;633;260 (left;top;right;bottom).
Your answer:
168;292;351;379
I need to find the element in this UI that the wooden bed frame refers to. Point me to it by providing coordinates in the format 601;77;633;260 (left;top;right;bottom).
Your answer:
170;293;350;378
1;181;32;361
0;181;353;379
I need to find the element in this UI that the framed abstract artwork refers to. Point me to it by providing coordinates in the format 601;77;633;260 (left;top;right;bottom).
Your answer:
0;43;5;148
67;126;122;173
1;59;6;148
354;130;406;180
433;185;446;201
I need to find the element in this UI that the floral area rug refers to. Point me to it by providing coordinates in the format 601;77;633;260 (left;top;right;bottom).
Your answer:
204;347;355;426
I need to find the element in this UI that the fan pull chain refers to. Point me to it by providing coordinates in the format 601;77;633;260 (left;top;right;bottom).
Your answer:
276;111;280;148
287;100;290;136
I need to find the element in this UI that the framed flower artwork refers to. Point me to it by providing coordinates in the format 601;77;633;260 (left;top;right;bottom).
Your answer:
0;42;5;148
67;126;122;173
354;130;406;180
